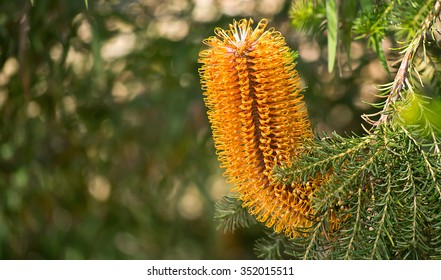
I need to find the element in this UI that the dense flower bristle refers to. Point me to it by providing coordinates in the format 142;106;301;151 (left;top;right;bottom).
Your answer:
198;18;319;237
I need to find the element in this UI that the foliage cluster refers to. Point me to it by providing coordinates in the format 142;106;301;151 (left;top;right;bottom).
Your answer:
216;0;441;259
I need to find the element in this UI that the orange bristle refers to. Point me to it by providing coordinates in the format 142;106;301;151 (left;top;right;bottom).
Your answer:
199;18;321;237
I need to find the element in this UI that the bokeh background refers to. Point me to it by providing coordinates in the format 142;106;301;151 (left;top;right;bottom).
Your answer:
0;0;387;259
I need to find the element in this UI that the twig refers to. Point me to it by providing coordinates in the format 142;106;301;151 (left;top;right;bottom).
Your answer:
367;0;441;127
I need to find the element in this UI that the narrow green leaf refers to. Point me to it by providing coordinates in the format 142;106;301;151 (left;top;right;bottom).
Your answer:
341;0;358;70
326;0;338;73
85;0;89;10
30;0;34;6
371;36;390;75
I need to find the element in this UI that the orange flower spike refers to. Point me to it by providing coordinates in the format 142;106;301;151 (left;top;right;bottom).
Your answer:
199;18;314;237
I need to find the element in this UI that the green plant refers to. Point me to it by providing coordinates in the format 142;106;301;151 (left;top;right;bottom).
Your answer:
209;0;441;259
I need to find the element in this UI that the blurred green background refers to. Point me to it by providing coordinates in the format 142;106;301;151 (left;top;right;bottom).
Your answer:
0;0;385;259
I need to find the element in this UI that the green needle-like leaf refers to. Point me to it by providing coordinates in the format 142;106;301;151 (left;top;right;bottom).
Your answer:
326;0;338;72
371;36;390;75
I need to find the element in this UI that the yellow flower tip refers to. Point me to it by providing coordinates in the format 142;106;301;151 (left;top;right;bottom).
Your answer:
199;18;317;237
202;18;269;57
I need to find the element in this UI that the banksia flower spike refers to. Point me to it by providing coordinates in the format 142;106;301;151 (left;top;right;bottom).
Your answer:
199;18;316;237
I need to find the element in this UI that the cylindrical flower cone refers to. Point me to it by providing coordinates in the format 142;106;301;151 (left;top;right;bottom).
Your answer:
199;18;318;237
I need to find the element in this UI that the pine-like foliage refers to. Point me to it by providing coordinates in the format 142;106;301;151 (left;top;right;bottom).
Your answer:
209;0;441;259
214;193;257;233
277;123;441;259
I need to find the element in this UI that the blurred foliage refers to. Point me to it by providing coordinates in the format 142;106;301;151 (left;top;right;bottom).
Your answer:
398;93;441;136
0;0;393;259
0;0;259;259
